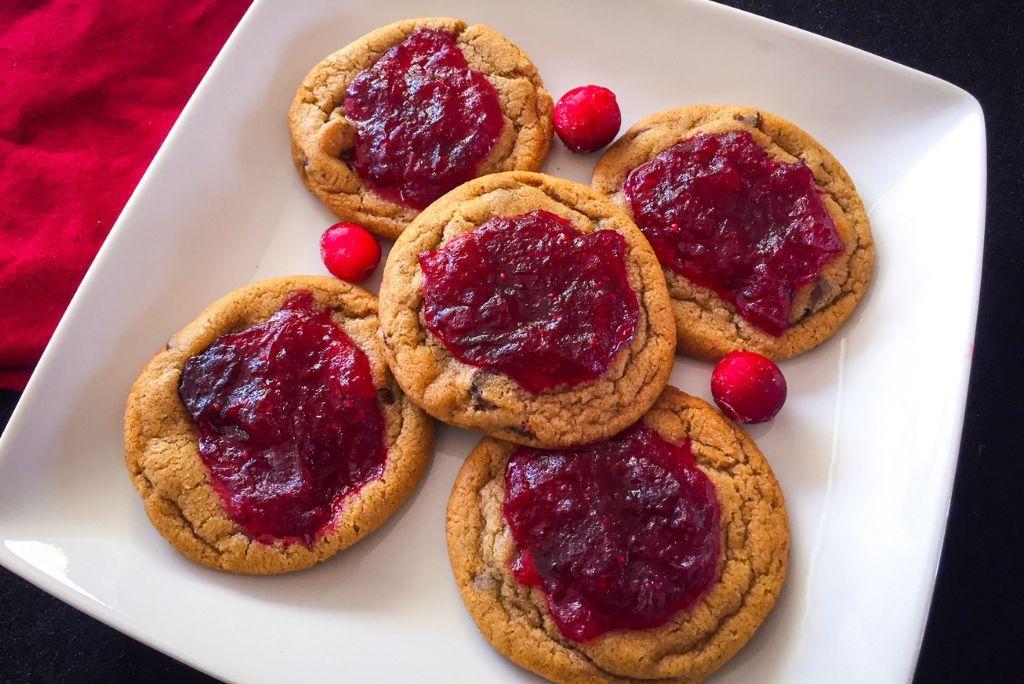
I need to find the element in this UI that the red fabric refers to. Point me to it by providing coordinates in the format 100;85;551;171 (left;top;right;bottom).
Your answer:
0;0;252;390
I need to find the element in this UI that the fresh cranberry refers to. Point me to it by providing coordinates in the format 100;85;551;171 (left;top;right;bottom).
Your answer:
504;423;721;642
344;28;504;208
553;85;621;153
178;291;386;545
624;130;845;335
418;210;639;393
320;222;381;282
711;350;787;424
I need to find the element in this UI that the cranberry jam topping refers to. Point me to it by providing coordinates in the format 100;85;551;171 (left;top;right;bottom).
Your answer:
418;210;639;393
178;291;386;546
503;423;721;642
343;28;504;209
623;130;845;335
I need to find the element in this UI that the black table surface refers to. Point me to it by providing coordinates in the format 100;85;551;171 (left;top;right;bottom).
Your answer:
2;0;1022;681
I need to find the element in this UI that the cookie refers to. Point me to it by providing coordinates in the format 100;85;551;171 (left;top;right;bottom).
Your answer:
289;17;554;239
592;105;874;360
446;386;789;683
378;171;676;449
123;276;433;574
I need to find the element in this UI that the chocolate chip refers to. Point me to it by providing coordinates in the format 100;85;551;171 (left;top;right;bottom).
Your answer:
737;111;763;128
510;424;536;439
376;388;394;405
469;373;496;411
807;279;834;313
473;575;497;592
795;280;836;323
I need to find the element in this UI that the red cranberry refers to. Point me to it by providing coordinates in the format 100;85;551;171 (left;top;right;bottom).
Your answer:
553;85;621;153
711;350;787;424
320;222;381;282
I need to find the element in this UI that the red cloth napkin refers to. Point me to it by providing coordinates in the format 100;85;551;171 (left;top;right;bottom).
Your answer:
0;0;252;390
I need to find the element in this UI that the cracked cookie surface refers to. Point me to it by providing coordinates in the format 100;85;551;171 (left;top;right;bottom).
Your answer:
378;171;676;449
592;105;874;360
446;386;789;683
123;276;433;574
288;17;554;239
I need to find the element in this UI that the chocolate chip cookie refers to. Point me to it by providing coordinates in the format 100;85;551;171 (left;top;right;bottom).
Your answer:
124;276;433;574
592;105;874;360
378;171;676;449
289;17;553;239
446;386;789;683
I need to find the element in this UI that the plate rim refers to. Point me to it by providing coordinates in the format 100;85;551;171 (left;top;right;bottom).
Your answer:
0;0;987;680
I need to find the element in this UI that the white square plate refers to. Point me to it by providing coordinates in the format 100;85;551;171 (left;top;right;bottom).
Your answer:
0;0;985;681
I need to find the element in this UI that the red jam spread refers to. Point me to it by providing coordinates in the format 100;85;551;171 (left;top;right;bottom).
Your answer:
418;210;639;393
623;130;845;335
178;291;386;546
343;28;504;209
503;423;721;642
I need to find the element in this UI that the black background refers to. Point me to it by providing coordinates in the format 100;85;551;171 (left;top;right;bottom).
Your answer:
2;0;1022;680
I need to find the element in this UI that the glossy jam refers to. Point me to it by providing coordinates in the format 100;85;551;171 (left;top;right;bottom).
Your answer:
418;210;639;393
178;291;386;546
343;28;504;209
503;423;721;642
623;130;845;335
